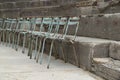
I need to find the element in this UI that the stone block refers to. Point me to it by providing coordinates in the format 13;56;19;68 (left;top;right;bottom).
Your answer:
45;36;110;70
93;58;120;80
109;41;120;60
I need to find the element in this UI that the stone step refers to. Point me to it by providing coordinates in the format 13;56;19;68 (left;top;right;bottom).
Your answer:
76;13;120;41
0;5;82;18
110;41;120;60
93;58;120;80
45;36;111;70
0;0;99;18
0;1;58;9
0;0;81;3
0;0;93;9
0;0;35;3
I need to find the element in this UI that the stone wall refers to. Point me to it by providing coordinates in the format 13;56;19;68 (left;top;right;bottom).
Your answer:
75;13;120;41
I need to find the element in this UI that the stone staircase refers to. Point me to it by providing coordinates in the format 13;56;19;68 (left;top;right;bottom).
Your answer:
0;0;98;17
52;13;120;80
93;58;120;80
0;1;120;80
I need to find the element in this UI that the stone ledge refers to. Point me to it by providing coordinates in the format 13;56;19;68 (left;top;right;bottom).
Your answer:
93;58;120;80
45;36;111;70
110;41;120;60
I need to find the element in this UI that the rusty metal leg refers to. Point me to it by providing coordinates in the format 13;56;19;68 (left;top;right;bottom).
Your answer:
36;38;42;63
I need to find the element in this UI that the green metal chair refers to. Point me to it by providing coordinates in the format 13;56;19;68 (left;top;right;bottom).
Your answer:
45;17;80;68
15;18;35;53
5;19;17;47
0;18;4;44
28;17;54;60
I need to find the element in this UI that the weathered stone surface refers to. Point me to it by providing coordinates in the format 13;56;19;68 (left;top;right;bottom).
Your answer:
45;36;110;70
109;41;120;60
100;0;120;13
77;16;110;39
0;9;20;18
76;13;120;41
0;0;80;3
93;58;120;80
0;1;57;9
0;6;82;18
0;0;99;17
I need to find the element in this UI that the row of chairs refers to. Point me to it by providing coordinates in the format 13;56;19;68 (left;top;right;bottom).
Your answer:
0;17;80;68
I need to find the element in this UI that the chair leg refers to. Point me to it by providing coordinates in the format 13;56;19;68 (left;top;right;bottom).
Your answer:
12;32;15;48
61;41;67;63
53;42;59;60
16;33;20;51
2;31;5;45
8;32;11;47
34;36;38;59
39;38;46;64
28;35;32;56
5;31;8;46
14;32;18;49
47;40;54;69
72;45;80;67
30;37;34;59
0;32;2;44
36;38;42;63
22;34;26;53
13;32;17;49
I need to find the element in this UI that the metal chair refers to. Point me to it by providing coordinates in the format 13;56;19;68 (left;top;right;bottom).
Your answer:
2;18;10;45
28;18;43;59
0;18;4;44
28;17;54;60
45;16;80;68
5;19;17;47
15;18;35;53
37;17;62;64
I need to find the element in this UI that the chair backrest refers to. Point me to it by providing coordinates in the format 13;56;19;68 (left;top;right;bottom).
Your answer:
43;17;61;37
11;16;80;41
61;17;80;40
0;18;3;28
6;19;17;30
3;19;11;30
16;18;32;31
